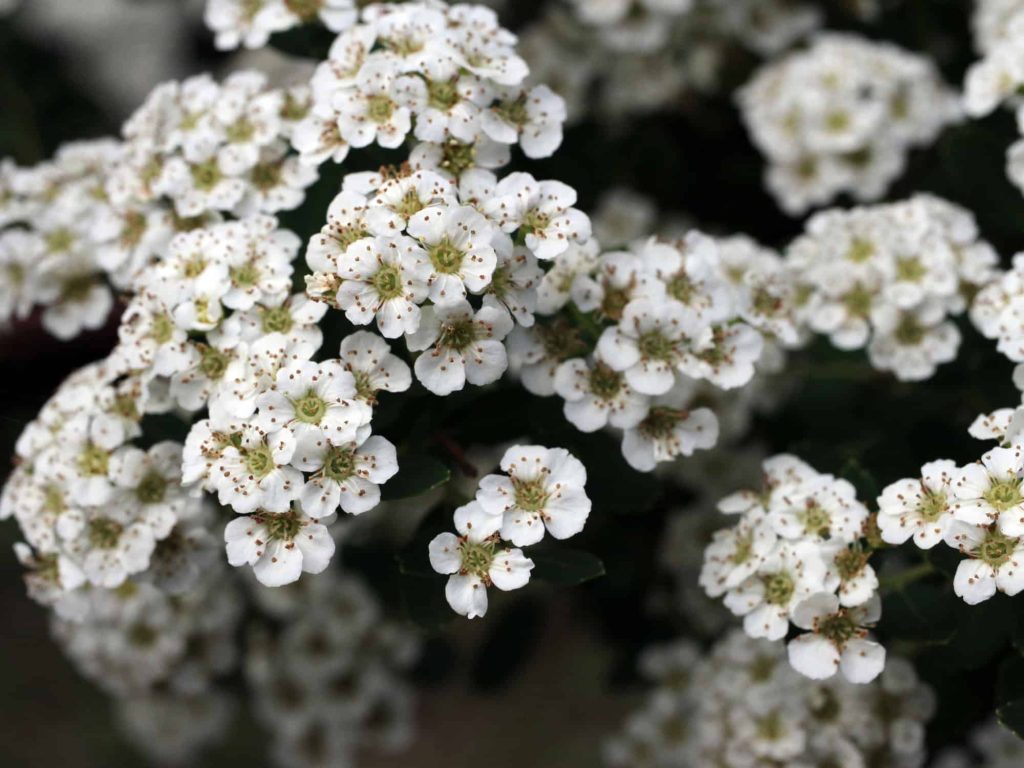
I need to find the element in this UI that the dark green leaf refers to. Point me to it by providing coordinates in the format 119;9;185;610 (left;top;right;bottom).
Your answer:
398;574;452;633
951;594;1014;669
268;25;335;60
997;699;1024;740
880;582;956;644
529;548;605;586
381;455;450;501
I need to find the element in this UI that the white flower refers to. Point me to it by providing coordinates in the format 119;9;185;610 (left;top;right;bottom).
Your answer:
407;204;498;306
224;507;335;587
953;445;1024;536
484;173;591;260
621;400;719;472
946;521;1024;605
476;444;592;547
293;435;399;517
723;541;828;641
338;331;412;402
428;501;534;619
480;85;566;159
336;59;412;149
214;426;303;515
254;359;373;455
877;459;957;549
787;593;885;683
699;512;778;599
407;299;513;396
598;297;710;396
553;356;650;433
335;235;429;337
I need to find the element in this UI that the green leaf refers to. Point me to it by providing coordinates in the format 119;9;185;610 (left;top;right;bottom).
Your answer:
880;582;956;644
997;699;1024;740
398;574;453;633
268;25;334;59
529;548;605;586
381;455;450;501
951;594;1014;669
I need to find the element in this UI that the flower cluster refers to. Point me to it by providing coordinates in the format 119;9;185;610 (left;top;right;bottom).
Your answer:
244;572;420;767
0;141;126;338
971;254;1024;363
114;70;316;219
429;444;590;617
879;393;1024;606
515;0;821;125
788;195;999;381
605;631;934;767
304;166;589;396
739;34;959;213
294;1;566;167
206;0;358;50
699;454;888;683
513;230;799;472
964;0;1024;117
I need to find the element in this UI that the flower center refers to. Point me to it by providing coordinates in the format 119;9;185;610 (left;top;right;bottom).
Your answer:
244;443;275;479
916;489;948;522
833;547;869;580
638;407;686;439
894;314;925;346
151;313;175;344
261;306;294;334
459;537;497;578
521;208;551;235
429;238;464;274
322;445;357;482
978;529;1018;567
637;330;675;362
88;517;123;549
78;444;110;477
439;139;476;177
984;478;1024;513
250;161;283;191
372;263;404;299
230;262;260;287
199;346;230;380
136;471;168;504
225;118;256;144
841;284;873;318
513;477;549;513
120;211;147;248
895;256;926;282
292;392;328;425
816;613;860;646
190;159;222;192
730;531;754;565
46;228;74;254
495;94;529;127
667;271;696;304
366;94;395;124
427;78;460;111
588;362;623;400
437;317;478;351
261;510;304;542
284;0;323;21
762;571;795;606
799;502;831;538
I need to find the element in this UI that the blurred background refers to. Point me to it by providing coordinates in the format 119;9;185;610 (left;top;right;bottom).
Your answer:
3;0;1024;766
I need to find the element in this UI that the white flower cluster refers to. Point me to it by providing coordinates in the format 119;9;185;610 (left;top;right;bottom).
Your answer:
739;34;959;213
934;718;1024;768
293;1;566;167
206;0;358;50
605;631;934;768
114;70;316;219
970;254;1024;363
429;444;591;617
244;572;420;768
303;166;589;396
878;395;1024;606
965;0;1024;117
0;142;125;338
512;230;799;472
788;195;999;381
0;357;219;607
699;455;889;683
520;0;821;122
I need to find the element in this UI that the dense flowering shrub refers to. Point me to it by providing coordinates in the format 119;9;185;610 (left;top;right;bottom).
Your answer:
8;0;1024;766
